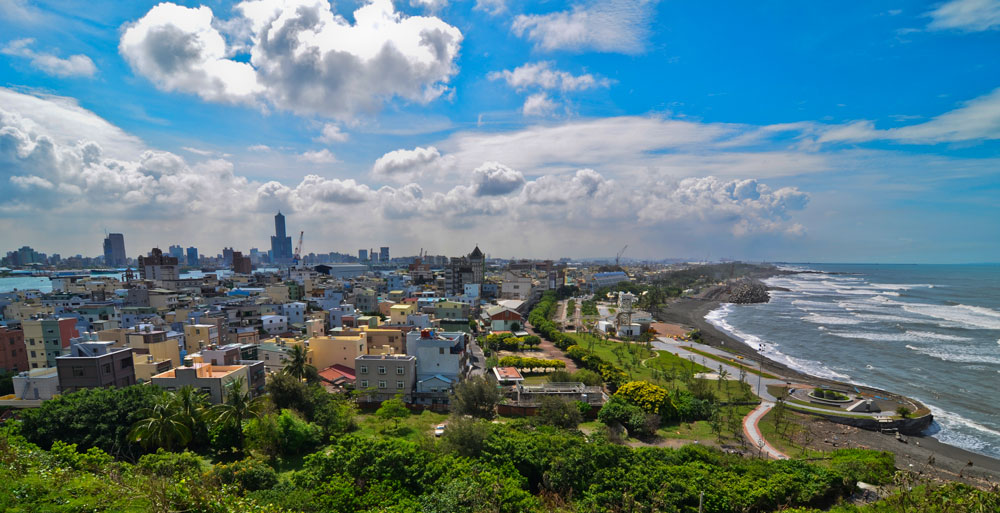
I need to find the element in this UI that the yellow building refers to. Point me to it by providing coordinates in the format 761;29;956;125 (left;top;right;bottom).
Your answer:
266;285;290;303
389;303;417;325
308;334;368;370
133;353;172;381
126;329;181;367
184;324;220;352
340;327;406;354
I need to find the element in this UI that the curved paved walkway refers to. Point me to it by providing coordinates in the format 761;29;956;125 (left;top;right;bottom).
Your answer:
651;338;890;460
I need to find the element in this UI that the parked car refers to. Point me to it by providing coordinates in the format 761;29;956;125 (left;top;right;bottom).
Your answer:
434;424;446;437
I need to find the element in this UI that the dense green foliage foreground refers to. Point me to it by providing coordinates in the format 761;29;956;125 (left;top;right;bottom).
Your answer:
3;417;1000;513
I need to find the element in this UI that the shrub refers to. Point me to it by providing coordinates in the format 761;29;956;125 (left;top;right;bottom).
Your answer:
137;449;206;478
209;457;279;491
829;449;896;485
535;396;583;429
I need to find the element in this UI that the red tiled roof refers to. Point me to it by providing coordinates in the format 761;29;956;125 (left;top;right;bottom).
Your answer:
494;366;523;380
319;364;356;384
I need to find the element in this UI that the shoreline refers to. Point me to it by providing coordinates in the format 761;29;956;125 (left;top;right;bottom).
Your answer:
656;295;1000;484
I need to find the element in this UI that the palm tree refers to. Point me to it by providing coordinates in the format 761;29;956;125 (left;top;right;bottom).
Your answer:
210;377;264;454
171;385;209;432
129;393;192;451
282;344;317;382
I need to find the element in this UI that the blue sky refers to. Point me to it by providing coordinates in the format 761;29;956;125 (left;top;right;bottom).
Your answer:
1;0;998;262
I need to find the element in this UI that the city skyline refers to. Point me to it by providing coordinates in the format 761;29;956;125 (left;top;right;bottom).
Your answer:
1;1;999;263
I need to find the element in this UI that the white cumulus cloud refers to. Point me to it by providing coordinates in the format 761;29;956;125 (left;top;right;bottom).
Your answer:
489;61;611;91
315;123;349;143
119;0;463;120
372;145;447;181
522;93;557;116
472;161;525;196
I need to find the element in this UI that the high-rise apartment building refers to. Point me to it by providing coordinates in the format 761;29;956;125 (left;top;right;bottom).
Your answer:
168;245;184;260
358;249;368;262
102;233;127;267
186;247;199;266
270;212;293;264
232;251;252;274
137;248;179;281
379;246;390;263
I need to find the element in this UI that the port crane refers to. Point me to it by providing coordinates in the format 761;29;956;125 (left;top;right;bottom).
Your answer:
616;244;628;267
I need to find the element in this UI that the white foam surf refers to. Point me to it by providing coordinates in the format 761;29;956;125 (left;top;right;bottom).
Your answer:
902;303;1000;330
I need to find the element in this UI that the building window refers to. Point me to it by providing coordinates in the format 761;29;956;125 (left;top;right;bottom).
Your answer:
72;367;84;377
378;366;386;374
396;367;404;375
120;359;132;368
360;380;368;388
102;364;112;373
378;380;386;389
30;351;36;358
439;347;444;355
360;365;368;374
397;381;404;389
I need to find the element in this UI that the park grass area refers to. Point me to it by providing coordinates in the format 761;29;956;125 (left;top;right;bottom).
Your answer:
684;345;780;379
658;404;755;443
355;410;449;442
522;375;548;385
757;406;829;459
564;333;754;400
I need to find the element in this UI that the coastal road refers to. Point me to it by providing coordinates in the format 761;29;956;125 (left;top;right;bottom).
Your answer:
652;338;891;459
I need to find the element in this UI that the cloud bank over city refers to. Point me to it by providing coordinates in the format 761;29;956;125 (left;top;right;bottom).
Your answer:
1;0;998;262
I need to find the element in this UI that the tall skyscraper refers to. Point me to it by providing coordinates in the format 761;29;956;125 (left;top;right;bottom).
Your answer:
186;247;199;266
379;246;389;263
102;233;126;267
358;249;368;262
168;245;184;259
270;212;293;264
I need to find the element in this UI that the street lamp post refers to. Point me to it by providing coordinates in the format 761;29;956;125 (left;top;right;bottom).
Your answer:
756;343;764;397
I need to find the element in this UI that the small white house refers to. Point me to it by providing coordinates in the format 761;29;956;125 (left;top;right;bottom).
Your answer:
281;302;306;325
261;314;288;335
12;368;59;400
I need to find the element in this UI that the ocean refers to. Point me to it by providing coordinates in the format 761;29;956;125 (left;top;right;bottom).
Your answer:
706;264;1000;459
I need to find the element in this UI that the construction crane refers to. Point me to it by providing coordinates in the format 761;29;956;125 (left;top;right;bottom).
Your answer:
292;231;304;268
615;244;628;267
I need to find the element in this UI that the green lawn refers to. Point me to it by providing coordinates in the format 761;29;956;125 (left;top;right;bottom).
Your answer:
562;333;754;400
684;346;780;379
355;410;450;442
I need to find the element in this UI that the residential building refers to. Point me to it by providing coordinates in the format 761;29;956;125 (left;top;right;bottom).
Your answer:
133;353;172;382
23;317;78;369
55;340;135;393
379;246;389;263
151;362;250;404
138;248;180;281
184;324;220;352
232;251;252;274
435;300;470;321
500;270;533;300
12;367;59;400
0;326;27;373
261;314;287;335
102;233;127;267
483;305;523;332
388;303;416;325
308;334;367;370
123;326;181;367
280;302;306;325
355;354;416;402
352;288;377;313
405;329;468;402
